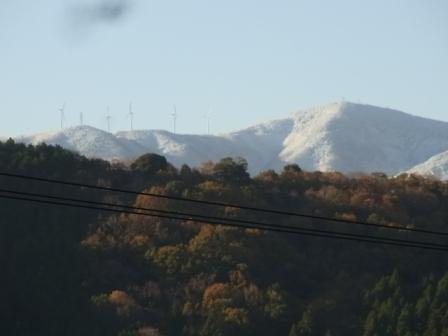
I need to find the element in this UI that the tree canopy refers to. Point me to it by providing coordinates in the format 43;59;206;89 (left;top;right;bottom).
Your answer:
1;141;448;335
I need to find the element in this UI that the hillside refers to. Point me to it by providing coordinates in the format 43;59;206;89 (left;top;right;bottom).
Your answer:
407;150;448;180
12;102;448;175
281;102;448;174
2;141;448;335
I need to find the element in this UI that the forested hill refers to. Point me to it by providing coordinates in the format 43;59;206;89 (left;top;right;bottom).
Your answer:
1;139;448;336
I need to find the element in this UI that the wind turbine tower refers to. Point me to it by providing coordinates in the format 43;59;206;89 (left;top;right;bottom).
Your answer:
106;106;112;132
80;112;84;126
172;105;177;134
58;103;66;129
204;108;211;135
127;102;134;131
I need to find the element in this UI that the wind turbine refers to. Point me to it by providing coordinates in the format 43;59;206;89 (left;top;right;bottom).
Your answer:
106;106;112;132
58;103;66;129
80;112;84;126
127;102;134;131
203;108;211;135
172;105;177;134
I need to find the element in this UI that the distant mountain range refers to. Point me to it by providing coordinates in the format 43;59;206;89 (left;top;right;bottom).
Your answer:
9;102;448;178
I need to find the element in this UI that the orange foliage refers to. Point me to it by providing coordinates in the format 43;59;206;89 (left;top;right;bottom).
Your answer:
202;283;232;308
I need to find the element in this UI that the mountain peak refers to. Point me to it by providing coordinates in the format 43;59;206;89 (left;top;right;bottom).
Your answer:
282;102;448;174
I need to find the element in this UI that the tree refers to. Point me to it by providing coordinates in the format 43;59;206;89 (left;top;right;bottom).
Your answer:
283;164;302;174
213;157;250;185
289;309;314;336
424;274;448;336
131;153;168;176
363;271;404;336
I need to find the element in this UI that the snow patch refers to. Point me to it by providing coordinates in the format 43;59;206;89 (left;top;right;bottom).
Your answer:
407;151;448;180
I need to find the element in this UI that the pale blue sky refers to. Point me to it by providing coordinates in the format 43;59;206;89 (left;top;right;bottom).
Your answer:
1;0;447;136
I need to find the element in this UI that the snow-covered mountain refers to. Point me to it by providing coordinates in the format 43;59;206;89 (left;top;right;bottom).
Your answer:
406;151;448;180
10;102;448;175
116;117;294;171
15;126;147;160
279;102;448;174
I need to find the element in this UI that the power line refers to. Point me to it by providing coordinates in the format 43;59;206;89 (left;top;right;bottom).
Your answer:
0;171;446;237
0;193;445;251
0;187;445;249
2;187;446;249
0;189;446;251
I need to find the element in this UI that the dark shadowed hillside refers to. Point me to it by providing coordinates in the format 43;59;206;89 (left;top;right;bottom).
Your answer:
1;140;448;335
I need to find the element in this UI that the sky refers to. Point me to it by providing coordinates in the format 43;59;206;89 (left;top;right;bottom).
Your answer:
0;0;447;137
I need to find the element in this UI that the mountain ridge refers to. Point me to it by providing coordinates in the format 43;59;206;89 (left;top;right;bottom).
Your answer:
10;102;448;176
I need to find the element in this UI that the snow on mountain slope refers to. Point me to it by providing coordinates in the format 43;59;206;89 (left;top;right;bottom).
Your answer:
15;126;147;161
116;117;294;171
281;102;448;174
406;151;448;180
9;102;448;175
116;130;246;167
222;118;295;171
